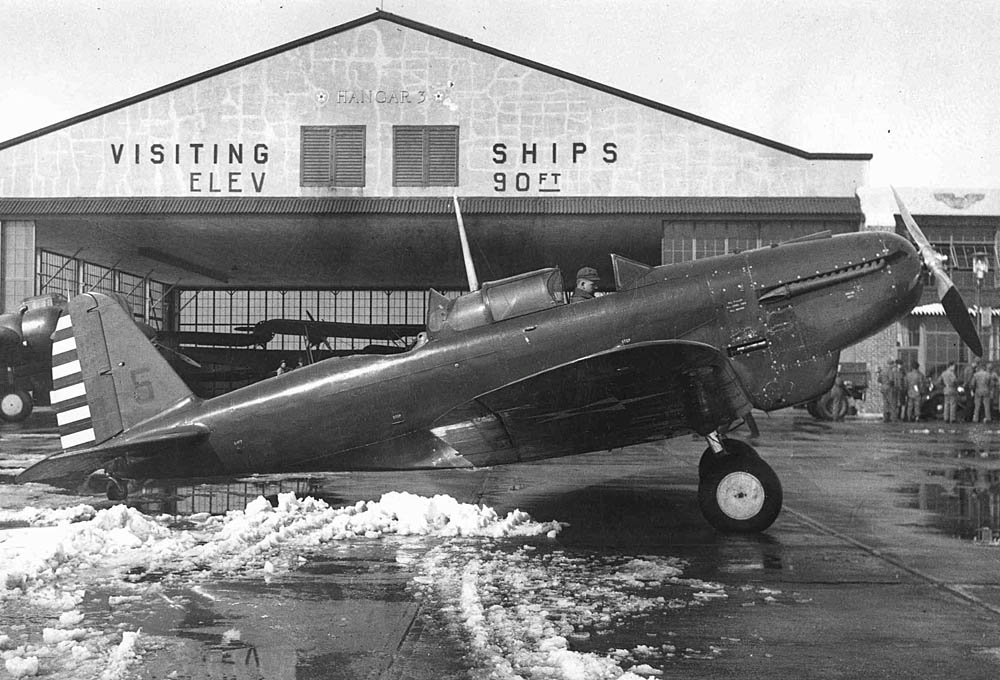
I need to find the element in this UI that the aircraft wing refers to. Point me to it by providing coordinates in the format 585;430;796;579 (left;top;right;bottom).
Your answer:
164;330;273;347
430;342;754;465
17;425;210;483
247;319;424;342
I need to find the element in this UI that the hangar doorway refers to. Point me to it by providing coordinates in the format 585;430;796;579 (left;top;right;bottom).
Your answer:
175;288;462;396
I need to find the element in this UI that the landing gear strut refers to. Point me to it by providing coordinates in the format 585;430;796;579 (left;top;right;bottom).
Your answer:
697;432;782;533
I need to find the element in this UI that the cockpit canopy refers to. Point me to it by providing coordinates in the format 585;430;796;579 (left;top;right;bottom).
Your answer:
427;268;565;336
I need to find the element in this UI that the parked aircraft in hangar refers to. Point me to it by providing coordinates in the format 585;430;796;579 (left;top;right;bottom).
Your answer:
18;192;980;533
0;293;67;422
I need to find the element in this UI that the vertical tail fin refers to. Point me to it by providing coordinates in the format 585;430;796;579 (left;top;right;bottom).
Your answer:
50;292;196;452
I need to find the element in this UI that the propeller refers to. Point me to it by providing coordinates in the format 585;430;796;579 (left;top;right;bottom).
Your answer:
892;187;983;357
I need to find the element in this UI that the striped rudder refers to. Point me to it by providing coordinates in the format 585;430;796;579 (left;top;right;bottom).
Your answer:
50;312;96;451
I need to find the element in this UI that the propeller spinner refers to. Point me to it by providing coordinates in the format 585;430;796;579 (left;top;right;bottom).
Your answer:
892;187;983;357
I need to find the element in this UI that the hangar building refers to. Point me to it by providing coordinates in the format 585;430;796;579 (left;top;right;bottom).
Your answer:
0;11;872;404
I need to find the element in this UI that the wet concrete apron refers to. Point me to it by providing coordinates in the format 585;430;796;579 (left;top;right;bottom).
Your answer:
5;408;1000;678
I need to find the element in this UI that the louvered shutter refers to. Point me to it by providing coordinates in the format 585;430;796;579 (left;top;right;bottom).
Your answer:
393;127;427;186
301;127;332;186
332;126;365;187
427;127;459;186
393;126;459;187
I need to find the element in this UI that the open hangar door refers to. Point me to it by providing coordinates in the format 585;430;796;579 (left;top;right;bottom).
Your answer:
21;196;860;399
26;199;666;396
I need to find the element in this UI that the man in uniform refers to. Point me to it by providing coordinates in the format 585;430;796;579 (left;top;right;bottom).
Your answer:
878;357;901;422
570;267;601;303
904;362;926;422
973;363;994;423
939;362;959;423
895;360;908;420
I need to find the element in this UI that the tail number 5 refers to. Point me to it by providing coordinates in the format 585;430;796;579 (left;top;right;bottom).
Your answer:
130;367;155;403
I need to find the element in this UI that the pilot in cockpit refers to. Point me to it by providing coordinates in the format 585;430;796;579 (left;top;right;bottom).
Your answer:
569;266;601;303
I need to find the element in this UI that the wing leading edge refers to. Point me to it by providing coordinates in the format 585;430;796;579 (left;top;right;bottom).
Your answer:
430;341;754;466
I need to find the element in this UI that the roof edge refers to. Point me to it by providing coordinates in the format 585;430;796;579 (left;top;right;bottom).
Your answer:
0;195;863;217
0;11;871;162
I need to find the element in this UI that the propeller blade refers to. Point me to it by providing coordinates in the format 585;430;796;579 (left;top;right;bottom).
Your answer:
941;287;983;357
892;187;983;357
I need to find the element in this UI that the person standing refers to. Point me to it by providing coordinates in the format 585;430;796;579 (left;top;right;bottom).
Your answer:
972;363;993;423
904;362;926;422
878;358;900;422
895;360;908;421
939;362;959;423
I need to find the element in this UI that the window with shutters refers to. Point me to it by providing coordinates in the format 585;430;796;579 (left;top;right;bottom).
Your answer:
300;126;366;187
392;126;459;187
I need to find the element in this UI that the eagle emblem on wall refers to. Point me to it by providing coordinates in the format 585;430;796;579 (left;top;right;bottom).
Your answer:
933;192;986;209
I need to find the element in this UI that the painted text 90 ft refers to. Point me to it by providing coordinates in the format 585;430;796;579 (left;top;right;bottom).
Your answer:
493;172;563;193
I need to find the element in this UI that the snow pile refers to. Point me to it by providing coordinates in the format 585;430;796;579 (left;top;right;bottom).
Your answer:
180;491;563;573
0;491;562;678
0;504;96;527
415;545;728;679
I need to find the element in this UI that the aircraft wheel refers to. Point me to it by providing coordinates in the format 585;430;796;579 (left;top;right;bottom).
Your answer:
698;445;782;533
810;389;848;421
0;389;33;422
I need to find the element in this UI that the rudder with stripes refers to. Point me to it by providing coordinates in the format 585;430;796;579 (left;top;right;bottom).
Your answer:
50;293;196;452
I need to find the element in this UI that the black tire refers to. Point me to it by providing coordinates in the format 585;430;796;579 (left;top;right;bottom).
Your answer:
0;389;33;422
811;389;848;421
106;476;128;501
698;450;783;533
806;400;823;419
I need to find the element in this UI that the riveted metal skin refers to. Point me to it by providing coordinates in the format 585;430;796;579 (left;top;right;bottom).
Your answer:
20;230;923;486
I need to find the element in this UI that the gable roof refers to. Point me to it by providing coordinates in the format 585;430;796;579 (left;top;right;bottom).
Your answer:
0;11;870;161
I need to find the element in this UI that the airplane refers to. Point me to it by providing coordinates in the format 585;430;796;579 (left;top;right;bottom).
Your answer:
0;293;69;422
233;318;425;348
17;191;980;533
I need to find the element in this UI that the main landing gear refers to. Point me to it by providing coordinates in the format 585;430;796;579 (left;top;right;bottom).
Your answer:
697;432;782;533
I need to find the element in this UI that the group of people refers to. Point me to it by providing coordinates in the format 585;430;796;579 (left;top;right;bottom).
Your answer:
275;357;306;376
878;358;1000;423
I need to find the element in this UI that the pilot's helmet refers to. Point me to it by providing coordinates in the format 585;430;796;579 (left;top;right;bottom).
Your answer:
576;267;600;283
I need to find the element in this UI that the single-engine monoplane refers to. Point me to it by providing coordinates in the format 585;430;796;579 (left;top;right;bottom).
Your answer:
18;192;979;532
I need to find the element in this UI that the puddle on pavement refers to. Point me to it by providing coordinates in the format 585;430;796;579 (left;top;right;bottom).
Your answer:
902;431;1000;539
904;467;1000;539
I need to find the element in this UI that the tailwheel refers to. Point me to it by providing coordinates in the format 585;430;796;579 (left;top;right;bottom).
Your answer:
698;438;782;533
106;476;129;501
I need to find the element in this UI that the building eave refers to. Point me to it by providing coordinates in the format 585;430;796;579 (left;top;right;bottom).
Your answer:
0;195;864;218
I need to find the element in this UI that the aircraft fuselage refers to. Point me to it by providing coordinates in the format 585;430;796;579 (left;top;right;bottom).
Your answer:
121;230;920;478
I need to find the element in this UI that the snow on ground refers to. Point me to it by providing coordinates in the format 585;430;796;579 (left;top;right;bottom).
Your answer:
413;544;729;679
0;489;729;680
0;491;562;679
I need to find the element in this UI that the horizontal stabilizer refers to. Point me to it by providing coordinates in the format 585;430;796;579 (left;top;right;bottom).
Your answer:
17;424;209;484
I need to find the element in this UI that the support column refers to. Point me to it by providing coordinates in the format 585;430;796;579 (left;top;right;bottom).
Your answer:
0;220;36;313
